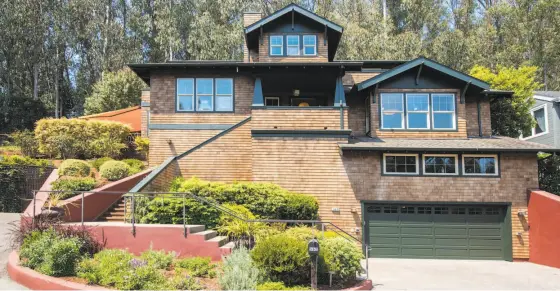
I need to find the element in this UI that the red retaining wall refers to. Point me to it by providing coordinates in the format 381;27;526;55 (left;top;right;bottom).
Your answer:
529;190;560;269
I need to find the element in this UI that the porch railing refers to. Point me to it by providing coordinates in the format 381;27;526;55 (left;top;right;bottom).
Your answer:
251;106;349;130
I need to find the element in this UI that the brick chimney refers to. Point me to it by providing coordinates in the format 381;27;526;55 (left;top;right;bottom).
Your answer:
243;12;262;62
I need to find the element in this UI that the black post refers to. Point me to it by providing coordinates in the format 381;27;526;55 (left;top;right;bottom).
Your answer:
308;238;320;290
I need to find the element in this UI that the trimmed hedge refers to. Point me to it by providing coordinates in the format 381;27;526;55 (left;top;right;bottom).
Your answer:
0;155;51;167
59;159;92;177
99;161;130;181
51;177;96;199
35;118;131;159
91;157;113;171
122;158;144;175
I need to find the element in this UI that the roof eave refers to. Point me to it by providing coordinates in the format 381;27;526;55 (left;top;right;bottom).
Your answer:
339;145;559;153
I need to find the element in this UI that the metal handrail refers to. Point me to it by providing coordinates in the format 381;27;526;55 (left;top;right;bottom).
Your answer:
31;189;370;279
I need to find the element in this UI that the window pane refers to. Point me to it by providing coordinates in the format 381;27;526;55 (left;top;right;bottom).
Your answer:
303;35;316;45
385;155;416;174
424;155;456;174
464;156;497;174
433;95;455;111
197;95;213;111
408;113;428;129
178;96;193;111
287;35;299;45
287;46;299;55
265;98;279;106
533;108;546;134
271;47;282;55
407;94;428;111
177;79;194;94
196;79;213;94
270;36;282;45
304;46;315;55
433;113;454;129
381;94;403;111
216;79;232;95
216;96;233;111
382;113;403;129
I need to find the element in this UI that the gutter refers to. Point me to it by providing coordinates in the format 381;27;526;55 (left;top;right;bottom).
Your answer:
338;145;560;153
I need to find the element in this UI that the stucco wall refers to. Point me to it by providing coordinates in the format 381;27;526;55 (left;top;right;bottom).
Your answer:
529;190;560;268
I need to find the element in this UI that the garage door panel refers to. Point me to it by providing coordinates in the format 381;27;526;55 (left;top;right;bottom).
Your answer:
366;203;507;260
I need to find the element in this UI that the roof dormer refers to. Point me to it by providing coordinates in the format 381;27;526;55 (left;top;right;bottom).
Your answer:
243;4;343;63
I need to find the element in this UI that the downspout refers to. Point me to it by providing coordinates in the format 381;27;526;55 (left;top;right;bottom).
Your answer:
340;104;344;130
477;97;482;137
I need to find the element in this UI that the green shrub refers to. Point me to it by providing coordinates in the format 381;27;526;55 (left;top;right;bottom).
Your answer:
51;177;96;198
175;257;217;278
320;237;364;284
219;247;260;291
99;160;130;181
136;196;221;228
251;233;310;285
134;136;149;157
20;230;81;277
165;274;203;290
169;177;319;221
217;204;266;245
284;226;343;241
0;155;51;167
140;248;175;270
35;118;130;159
122;158;145;174
10;130;38;157
59;159;92;177
257;281;311;290
91;157;113;170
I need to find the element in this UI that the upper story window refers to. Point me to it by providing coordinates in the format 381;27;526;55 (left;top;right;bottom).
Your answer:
525;104;548;139
176;78;234;112
270;35;283;56
383;153;419;175
265;97;280;106
303;35;317;55
269;34;317;57
423;154;458;175
380;93;456;130
286;35;300;56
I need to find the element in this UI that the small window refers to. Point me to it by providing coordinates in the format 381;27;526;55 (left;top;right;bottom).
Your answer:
196;78;213;111
462;155;498;176
469;207;483;215
451;207;466;215
177;78;194;111
380;93;404;129
401;206;415;214
434;207;449;215
303;35;317;55
286;35;299;56
423;154;458;175
367;206;382;213
270;35;283;56
485;207;500;215
383;206;398;214
215;79;233;112
525;105;548;138
265;97;280;106
432;94;456;129
418;207;432;214
406;94;429;129
383;154;418;175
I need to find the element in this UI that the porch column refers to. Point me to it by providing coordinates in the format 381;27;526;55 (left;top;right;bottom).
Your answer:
334;76;346;106
252;77;264;106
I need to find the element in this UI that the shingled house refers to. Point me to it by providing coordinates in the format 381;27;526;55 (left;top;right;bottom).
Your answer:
129;4;558;261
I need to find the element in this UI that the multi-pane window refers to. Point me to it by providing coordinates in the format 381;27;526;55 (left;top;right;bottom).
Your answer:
177;78;233;112
265;97;280;106
286;35;300;56
303;35;317;55
432;94;456;129
215;79;233;111
177;79;194;111
423;154;458;175
270;35;283;56
381;93;404;129
525;105;548;138
406;94;429;129
383;154;418;175
462;155;498;176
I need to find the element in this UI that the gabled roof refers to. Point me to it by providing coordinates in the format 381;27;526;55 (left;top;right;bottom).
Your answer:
244;3;343;34
357;57;490;91
534;91;560;103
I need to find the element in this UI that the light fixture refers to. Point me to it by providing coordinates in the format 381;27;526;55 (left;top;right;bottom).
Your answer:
293;89;300;96
517;210;528;217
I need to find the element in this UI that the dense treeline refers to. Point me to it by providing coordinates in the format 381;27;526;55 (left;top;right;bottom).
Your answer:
1;0;559;133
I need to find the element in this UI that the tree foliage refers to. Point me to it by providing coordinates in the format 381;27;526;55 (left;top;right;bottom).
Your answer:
84;69;145;115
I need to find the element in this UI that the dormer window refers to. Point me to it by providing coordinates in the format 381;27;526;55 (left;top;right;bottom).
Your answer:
303;35;317;55
270;35;283;56
286;35;300;56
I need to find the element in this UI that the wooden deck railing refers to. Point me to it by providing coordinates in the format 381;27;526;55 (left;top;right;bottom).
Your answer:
251;106;349;130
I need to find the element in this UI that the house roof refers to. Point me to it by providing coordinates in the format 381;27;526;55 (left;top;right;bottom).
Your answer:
79;106;141;132
356;57;491;91
339;136;559;153
534;91;560;102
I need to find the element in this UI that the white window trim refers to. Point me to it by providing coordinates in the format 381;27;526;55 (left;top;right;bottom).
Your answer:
422;154;459;176
523;104;549;140
431;93;457;130
286;35;300;56
270;35;283;56
383;153;419;175
380;93;405;129
215;78;233;112
462;154;499;176
196;78;214;112
176;78;194;112
303;35;317;56
265;97;280;106
406;93;430;129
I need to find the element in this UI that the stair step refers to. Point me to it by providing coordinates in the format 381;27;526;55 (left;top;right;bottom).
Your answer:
187;225;206;234
193;230;217;240
220;241;236;249
207;236;228;247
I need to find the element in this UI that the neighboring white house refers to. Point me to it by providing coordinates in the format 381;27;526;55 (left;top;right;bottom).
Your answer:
523;91;560;147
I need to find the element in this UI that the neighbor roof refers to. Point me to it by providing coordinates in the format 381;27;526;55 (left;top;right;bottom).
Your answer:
534;91;560;103
339;136;558;153
357;57;490;91
79;106;141;132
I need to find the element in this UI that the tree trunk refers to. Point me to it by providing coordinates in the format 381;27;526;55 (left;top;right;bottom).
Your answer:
33;64;38;100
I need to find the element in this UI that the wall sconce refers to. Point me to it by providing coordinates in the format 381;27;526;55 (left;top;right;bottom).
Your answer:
167;139;173;145
354;228;361;233
517;210;528;217
331;207;340;213
350;207;358;213
293;89;300;96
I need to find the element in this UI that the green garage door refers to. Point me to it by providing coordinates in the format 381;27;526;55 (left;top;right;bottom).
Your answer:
366;203;510;260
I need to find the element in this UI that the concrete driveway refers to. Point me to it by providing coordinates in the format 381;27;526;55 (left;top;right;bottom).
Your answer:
0;213;26;290
365;258;560;290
